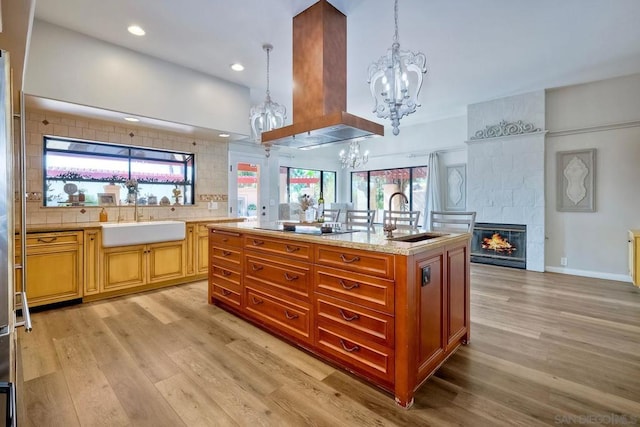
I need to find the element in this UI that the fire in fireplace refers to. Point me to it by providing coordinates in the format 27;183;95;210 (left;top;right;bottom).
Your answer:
471;223;526;269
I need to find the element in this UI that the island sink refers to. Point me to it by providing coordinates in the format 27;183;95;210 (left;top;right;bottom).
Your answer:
389;232;447;243
101;220;186;247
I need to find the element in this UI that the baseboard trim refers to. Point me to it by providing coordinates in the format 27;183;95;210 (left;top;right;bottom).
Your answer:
545;266;632;283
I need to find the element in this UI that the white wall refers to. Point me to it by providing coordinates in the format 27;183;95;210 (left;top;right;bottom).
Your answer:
545;73;640;281
24;20;251;135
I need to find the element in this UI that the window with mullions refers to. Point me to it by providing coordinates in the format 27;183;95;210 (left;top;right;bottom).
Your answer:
351;166;428;224
43;137;195;207
279;167;336;204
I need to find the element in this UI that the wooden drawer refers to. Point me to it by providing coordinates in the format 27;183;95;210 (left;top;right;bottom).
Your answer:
316;326;394;384
210;246;242;270
315;266;394;314
315;245;393;279
210;229;243;248
211;284;241;307
244;252;311;301
26;231;82;248
244;234;312;261
210;266;241;293
245;286;312;344
316;295;394;348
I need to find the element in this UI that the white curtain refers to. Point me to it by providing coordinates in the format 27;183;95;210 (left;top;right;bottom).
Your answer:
423;152;442;230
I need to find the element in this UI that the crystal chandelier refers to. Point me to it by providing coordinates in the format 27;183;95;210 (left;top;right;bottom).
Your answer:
339;141;369;169
250;43;286;156
367;0;427;136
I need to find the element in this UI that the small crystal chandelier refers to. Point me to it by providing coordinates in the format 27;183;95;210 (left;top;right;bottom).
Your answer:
367;0;427;136
339;141;369;169
250;43;286;156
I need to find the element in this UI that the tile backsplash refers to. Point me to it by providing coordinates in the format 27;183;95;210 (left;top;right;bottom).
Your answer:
24;109;230;225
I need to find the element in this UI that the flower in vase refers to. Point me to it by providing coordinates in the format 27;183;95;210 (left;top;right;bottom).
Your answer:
298;194;316;212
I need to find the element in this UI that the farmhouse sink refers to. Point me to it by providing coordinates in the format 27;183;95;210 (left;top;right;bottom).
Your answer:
101;220;186;247
389;232;447;243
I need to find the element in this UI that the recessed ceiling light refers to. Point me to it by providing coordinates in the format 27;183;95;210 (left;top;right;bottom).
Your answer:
230;63;244;72
218;133;230;138
127;25;146;36
124;117;139;122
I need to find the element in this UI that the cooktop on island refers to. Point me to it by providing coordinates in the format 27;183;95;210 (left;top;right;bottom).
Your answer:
253;224;360;235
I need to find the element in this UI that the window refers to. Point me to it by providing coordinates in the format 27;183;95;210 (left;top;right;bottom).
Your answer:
351;166;428;223
279;167;336;204
44;136;195;206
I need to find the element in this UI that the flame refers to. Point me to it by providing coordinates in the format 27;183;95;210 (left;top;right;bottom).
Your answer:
481;233;516;254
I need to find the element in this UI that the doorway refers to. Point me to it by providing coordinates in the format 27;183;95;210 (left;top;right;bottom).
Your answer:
228;152;269;220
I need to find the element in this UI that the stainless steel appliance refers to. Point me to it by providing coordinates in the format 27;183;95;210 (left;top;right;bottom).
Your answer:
0;48;31;427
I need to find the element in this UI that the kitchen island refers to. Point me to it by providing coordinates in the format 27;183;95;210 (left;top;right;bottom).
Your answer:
208;221;470;408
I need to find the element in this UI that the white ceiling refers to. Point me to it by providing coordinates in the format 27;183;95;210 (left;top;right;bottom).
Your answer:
31;0;640;134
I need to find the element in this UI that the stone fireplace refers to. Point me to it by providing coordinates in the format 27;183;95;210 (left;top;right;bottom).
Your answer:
466;91;546;272
471;223;527;269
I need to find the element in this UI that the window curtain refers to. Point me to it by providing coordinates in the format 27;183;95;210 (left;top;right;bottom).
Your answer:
423;152;442;229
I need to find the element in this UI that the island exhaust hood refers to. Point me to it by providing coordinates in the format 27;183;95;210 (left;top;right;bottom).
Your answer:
261;0;384;149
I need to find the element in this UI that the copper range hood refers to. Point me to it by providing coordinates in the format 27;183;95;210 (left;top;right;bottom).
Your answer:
261;0;384;149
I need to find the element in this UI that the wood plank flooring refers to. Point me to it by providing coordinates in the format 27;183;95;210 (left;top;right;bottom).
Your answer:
18;264;640;426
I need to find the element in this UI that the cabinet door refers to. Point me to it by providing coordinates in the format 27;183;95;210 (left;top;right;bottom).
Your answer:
26;244;83;306
447;244;469;347
416;254;445;380
148;241;186;283
185;224;196;276
103;245;146;291
84;229;101;295
197;234;209;275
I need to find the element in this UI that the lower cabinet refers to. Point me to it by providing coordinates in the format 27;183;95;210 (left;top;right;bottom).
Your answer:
103;240;185;292
22;231;84;307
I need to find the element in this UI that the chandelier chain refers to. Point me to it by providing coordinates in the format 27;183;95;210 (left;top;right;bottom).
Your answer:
266;46;271;96
393;0;399;44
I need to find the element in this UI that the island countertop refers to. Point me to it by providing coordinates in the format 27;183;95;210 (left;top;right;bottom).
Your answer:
207;220;469;256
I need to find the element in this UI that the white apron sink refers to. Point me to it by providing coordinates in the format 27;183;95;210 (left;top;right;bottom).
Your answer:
101;221;186;247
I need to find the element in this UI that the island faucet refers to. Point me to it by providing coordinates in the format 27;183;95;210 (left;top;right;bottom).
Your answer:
385;192;409;238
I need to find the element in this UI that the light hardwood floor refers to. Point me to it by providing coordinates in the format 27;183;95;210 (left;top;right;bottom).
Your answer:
18;264;640;426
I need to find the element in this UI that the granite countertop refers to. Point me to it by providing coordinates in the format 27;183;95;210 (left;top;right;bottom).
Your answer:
207;220;469;256
23;217;244;233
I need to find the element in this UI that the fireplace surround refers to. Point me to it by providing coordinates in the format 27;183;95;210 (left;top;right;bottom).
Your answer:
471;223;527;269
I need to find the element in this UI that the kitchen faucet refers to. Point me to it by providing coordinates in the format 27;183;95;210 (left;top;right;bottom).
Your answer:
384;192;409;238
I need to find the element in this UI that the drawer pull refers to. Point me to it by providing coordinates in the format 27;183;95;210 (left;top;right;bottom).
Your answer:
251;263;264;272
284;272;299;281
222;238;229;243
221;270;232;277
284;310;299;320
339;309;360;322
339;280;360;290
252;239;264;246
250;296;264;305
221;289;232;296
221;250;232;256
339;254;360;264
285;245;300;253
36;236;58;243
339;339;360;353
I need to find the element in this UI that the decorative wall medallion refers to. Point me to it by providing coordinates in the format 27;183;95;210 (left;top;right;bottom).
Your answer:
564;156;588;204
445;164;466;211
470;120;541;140
557;149;596;212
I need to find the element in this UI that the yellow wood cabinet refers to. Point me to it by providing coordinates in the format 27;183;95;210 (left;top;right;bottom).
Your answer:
103;240;186;291
184;222;211;277
84;228;101;295
629;230;640;287
196;223;210;275
23;231;84;307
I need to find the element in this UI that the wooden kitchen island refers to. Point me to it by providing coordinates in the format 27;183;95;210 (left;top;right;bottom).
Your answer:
207;221;470;408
